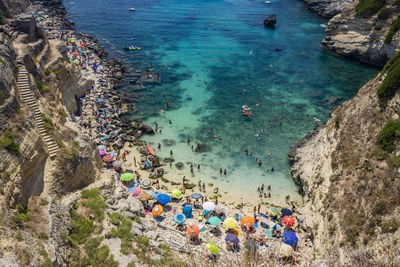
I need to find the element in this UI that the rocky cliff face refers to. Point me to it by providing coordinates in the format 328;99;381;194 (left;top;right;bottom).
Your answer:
289;60;400;264
303;0;357;19
322;0;400;66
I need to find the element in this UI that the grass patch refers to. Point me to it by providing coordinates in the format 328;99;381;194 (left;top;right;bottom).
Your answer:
381;219;400;233
40;113;55;134
13;205;31;226
44;68;51;75
334;116;341;130
377;7;391;20
0;130;19;155
355;0;385;18
67;210;94;247
0;91;5;100
377;52;400;107
108;213;134;255
35;80;49;93
388;155;400;167
81;188;107;222
385;15;400;44
377;120;400;153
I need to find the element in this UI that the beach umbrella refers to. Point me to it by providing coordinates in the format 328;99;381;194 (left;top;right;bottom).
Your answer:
240;216;255;228
97;145;106;151
225;234;240;245
172;190;182;198
73;52;80;56
52;30;59;34
138;191;151;202
152;204;163;217
206;242;219;255
191;193;202;199
99;150;106;156
283;231;298;247
157;194;171;205
208;216;221;226
102;154;113;162
97;98;105;103
174;213;187;224
265;228;272;239
113;160;123;167
132;187;141;197
141;179;152;189
223;217;238;229
187;224;200;237
215;204;225;213
283;216;295;227
151;191;161;199
281;208;293;216
121;173;134;182
202;202;215;211
183;205;193;219
280;243;294;257
270;207;281;216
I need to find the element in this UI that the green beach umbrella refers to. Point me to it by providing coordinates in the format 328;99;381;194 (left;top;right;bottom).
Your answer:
206;242;219;255
121;173;134;181
172;189;182;198
270;207;281;216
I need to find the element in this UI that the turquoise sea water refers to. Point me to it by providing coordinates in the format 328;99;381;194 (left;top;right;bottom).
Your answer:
64;0;377;202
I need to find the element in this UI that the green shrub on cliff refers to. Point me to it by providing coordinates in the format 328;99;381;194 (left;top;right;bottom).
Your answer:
378;7;391;20
355;0;385;18
0;11;3;25
35;80;49;93
385;15;400;43
377;120;400;153
0;130;19;155
377;52;400;107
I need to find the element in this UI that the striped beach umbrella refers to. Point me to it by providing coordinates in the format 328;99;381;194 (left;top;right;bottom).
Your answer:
141;179;152;189
172;190;182;198
138;191;151;202
174;213;187;225
102;154;113;162
283;216;295;226
191;193;202;199
223;217;238;229
113;160;123;167
208;216;221;226
152;204;163;217
120;173;134;182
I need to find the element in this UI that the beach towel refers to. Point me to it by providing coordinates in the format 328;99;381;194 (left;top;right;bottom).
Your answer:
254;222;259;228
259;212;269;219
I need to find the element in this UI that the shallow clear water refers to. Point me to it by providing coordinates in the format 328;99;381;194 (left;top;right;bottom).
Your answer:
64;0;377;202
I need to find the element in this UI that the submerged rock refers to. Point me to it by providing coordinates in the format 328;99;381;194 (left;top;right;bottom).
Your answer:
175;162;184;170
162;139;176;146
264;14;277;28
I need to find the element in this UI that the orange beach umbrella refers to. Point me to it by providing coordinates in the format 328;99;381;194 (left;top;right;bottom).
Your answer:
240;216;255;228
152;204;163;217
187;225;200;237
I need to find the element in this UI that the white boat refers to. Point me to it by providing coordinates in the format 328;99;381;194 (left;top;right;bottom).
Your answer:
320;23;327;28
129;8;136;12
265;1;271;4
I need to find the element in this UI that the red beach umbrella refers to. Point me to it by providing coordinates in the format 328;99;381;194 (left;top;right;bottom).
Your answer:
132;187;141;197
283;216;295;227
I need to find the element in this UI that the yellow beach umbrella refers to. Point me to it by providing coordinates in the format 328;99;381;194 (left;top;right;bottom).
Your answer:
223;217;238;229
206;242;219;255
172;189;182;198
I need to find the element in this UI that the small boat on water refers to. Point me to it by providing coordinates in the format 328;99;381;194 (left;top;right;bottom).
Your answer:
129;8;136;12
265;1;271;3
124;46;141;50
241;105;252;117
320;23;327;28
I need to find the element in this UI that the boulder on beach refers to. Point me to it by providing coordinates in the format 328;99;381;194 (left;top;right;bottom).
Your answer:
139;123;154;134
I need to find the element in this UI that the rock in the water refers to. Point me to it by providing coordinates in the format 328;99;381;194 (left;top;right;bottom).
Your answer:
264;14;277;28
195;143;212;153
175;162;184;170
162;139;176;146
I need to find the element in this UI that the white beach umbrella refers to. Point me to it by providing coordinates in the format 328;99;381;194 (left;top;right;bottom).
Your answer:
202;202;215;211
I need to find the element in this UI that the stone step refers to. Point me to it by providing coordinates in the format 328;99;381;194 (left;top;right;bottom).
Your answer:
48;145;59;150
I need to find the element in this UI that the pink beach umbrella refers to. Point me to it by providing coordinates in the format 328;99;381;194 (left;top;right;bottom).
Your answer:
132;188;141;197
103;154;114;162
99;150;106;156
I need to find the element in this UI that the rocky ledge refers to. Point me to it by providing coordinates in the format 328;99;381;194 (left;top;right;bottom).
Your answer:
303;0;357;19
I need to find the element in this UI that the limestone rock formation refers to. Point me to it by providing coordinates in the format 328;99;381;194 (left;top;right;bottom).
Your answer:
303;0;356;18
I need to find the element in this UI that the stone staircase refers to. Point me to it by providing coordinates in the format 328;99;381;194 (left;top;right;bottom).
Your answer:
17;63;60;159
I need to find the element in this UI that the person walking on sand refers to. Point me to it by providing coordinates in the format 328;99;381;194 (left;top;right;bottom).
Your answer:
198;180;202;190
202;183;206;192
182;176;186;185
257;204;261;213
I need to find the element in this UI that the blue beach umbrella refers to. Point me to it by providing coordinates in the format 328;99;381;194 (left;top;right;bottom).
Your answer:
281;208;293;216
283;231;298;247
157;194;171;205
151;191;161;199
183;205;193;219
225;234;239;245
97;99;105;103
191;193;202;199
208;216;221;226
174;213;187;224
